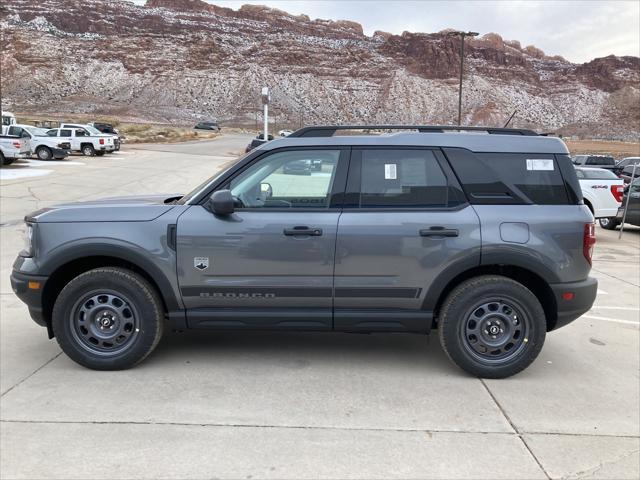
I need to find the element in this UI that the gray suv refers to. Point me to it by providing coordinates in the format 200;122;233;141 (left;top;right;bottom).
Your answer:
10;125;598;378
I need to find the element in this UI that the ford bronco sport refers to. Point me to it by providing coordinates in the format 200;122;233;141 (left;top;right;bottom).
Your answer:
10;125;598;378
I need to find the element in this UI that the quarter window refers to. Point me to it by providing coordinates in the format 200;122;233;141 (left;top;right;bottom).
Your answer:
229;150;340;208
359;149;448;207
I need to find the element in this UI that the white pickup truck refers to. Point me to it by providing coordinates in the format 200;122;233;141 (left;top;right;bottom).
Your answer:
6;125;71;160
0;134;31;166
46;127;115;156
575;167;625;229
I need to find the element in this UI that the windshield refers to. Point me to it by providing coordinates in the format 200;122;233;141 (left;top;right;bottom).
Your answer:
83;125;103;135
26;126;49;136
177;153;250;204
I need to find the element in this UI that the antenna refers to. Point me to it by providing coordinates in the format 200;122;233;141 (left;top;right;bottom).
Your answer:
503;109;517;128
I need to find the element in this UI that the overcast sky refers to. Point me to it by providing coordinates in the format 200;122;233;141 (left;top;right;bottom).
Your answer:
134;0;640;63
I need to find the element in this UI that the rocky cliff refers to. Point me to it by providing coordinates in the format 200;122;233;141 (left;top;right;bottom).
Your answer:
1;0;638;138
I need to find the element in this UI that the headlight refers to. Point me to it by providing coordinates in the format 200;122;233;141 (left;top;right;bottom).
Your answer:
21;223;34;257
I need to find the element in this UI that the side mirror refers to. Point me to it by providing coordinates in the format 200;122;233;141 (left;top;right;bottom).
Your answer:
260;182;273;198
208;189;235;215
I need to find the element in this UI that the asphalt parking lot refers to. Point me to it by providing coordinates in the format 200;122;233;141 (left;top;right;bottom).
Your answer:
0;134;638;479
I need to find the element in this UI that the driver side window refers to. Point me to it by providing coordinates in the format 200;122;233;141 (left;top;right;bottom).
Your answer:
229;150;340;208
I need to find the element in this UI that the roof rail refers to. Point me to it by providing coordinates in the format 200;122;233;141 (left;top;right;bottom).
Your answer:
288;125;539;138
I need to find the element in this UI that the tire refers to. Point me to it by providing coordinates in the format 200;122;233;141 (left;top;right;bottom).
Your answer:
81;144;95;156
52;267;164;370
599;217;619;230
438;275;546;379
36;146;53;161
0;151;6;166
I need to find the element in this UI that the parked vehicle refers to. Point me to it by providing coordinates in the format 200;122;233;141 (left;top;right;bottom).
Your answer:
194;121;220;131
278;129;293;137
0;132;30;166
282;159;312;175
572;155;622;175
1;111;17;135
60;123;120;151
574;167;624;228
616;156;640;168
46;127;115;156
88;122;119;135
245;134;274;153
10;125;597;378
7;124;71;160
620;164;640;184
615;178;640;228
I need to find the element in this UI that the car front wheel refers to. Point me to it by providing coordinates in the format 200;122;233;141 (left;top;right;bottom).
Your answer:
36;146;53;161
438;275;546;379
52;267;164;370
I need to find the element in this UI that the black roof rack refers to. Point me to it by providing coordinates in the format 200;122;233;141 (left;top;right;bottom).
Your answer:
288;125;539;138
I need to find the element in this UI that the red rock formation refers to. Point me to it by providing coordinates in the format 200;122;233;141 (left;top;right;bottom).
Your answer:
0;0;637;138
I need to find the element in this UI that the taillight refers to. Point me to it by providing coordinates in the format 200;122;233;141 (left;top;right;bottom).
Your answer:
99;139;105;145
583;223;596;265
12;141;20;148
610;184;624;203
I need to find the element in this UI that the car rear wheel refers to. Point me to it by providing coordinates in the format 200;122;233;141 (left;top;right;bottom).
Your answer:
438;275;546;378
599;217;619;230
81;144;95;156
36;146;53;161
52;267;164;370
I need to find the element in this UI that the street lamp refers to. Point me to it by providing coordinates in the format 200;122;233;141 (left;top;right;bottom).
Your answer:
447;31;479;126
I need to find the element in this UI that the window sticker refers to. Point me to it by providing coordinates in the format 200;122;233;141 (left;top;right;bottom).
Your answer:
526;159;554;171
384;163;397;179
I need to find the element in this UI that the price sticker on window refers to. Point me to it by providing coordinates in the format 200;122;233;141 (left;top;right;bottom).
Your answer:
384;163;397;179
526;159;554;171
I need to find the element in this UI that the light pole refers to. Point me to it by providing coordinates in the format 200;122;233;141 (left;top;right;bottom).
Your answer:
261;87;270;140
447;31;479;125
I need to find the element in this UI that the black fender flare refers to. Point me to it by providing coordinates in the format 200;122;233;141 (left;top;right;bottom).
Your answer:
39;241;183;312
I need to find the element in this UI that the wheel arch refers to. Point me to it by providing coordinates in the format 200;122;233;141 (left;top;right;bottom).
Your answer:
426;264;558;332
41;247;182;332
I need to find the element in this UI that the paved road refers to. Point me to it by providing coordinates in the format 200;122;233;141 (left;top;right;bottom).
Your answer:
0;135;638;479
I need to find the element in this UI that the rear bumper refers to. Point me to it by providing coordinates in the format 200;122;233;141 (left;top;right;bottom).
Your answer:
549;277;598;330
10;270;49;328
594;207;620;219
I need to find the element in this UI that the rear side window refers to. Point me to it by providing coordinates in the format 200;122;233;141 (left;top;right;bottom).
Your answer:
59;129;71;137
444;148;571;205
359;149;449;208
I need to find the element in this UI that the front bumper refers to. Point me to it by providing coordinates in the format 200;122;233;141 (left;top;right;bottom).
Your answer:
549;277;598;330
10;270;49;328
51;147;70;159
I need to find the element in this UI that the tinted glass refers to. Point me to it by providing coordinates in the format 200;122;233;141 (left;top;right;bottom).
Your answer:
230;149;340;208
476;153;569;204
59;130;71;137
359;149;448;207
587;156;615;166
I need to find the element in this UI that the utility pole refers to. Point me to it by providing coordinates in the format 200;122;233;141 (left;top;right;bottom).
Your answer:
261;87;270;140
447;31;479;125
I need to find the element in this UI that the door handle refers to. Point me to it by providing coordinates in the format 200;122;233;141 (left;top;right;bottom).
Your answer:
419;226;459;237
283;226;323;236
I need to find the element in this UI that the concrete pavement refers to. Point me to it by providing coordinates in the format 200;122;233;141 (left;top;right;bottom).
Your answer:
0;134;638;479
